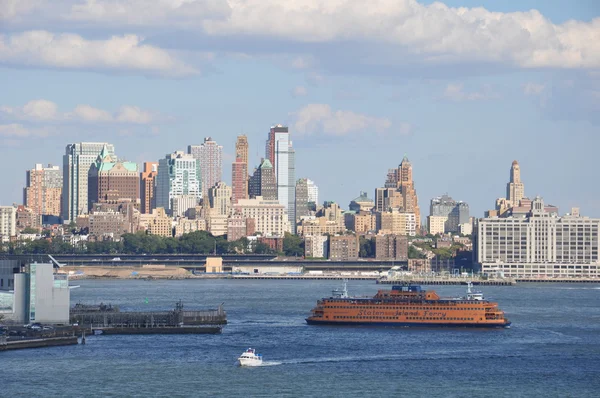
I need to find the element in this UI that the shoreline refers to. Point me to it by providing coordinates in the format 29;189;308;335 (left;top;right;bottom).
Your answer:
61;267;600;284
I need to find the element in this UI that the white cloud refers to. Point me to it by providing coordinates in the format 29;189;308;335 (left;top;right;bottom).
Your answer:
71;104;113;122
1;99;58;120
0;30;198;76
292;104;393;136
442;83;499;102
0;0;42;20
0;123;49;137
523;82;546;96
1;100;159;124
198;1;600;69
68;0;231;26
116;106;154;124
291;86;307;97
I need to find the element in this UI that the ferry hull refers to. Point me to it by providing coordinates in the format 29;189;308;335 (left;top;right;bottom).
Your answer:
306;318;511;328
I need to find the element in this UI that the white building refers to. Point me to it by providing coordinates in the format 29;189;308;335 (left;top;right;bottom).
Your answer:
156;151;201;215
0;206;16;240
172;195;200;218
188;137;223;200
233;196;289;236
0;262;70;324
477;197;600;278
269;125;296;232
307;179;319;204
305;235;328;259
62;142;115;222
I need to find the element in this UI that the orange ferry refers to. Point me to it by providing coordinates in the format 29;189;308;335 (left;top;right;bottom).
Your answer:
306;282;511;328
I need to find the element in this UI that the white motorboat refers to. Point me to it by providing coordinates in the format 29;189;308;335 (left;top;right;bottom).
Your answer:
238;348;263;367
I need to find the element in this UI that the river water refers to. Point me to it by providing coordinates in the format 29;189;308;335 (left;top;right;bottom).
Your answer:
3;280;600;397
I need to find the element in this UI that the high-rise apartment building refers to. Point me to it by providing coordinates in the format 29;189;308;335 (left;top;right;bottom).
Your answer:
156;151;201;216
88;146;139;211
188;137;222;199
0;206;17;239
375;234;408;261
295;178;309;219
140;162;158;214
24;163;62;217
265;125;296;230
231;155;248;204
429;194;470;233
507;160;525;205
329;235;359;261
306;179;318;205
477;197;600;278
62;142;115;222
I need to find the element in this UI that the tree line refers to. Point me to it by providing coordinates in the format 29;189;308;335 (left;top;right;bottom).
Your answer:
1;231;305;257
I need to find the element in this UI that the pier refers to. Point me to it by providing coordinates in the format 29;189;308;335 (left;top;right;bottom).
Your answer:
70;300;227;335
376;278;515;286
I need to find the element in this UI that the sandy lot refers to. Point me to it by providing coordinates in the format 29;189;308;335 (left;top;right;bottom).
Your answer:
61;266;193;279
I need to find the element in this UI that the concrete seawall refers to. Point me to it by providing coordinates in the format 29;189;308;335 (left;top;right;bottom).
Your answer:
0;336;78;351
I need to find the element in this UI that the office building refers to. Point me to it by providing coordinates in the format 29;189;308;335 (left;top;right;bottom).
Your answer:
476;197;600;278
140;162;158;214
88;146;139;211
249;158;277;200
156;151;201;216
507;160;525;205
231;155;248;204
62;142;115;222
188;137;222;199
209;182;232;217
306;179;318;205
429;194;470;233
233;196;289;236
295;178;309;219
265;125;296;231
24;163;62;218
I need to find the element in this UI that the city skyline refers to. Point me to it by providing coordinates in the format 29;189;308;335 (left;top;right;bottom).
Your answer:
0;1;598;217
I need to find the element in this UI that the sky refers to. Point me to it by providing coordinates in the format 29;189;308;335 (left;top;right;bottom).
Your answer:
0;0;599;218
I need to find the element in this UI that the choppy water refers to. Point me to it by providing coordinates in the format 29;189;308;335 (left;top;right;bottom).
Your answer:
3;280;600;397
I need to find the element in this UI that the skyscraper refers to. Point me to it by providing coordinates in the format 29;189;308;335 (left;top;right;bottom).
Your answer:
306;179;319;205
507;160;525;205
235;135;249;172
266;125;296;231
156;151;201;216
235;135;249;200
377;156;421;230
62;142;115;222
24;164;62;218
231;155;248;204
248;159;276;200
140;162;158;214
188;137;222;199
88;145;140;211
295;178;309;219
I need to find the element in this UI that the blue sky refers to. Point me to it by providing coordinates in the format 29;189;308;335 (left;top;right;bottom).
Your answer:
0;0;599;218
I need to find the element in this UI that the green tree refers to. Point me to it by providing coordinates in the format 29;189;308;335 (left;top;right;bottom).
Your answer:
408;245;426;259
283;232;304;257
254;241;275;254
359;236;375;258
21;227;39;234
